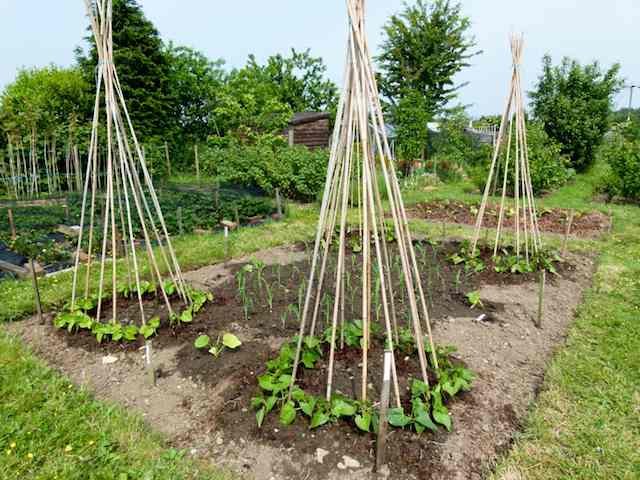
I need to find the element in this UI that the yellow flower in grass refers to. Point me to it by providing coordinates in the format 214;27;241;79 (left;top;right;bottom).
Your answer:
88;440;95;446
64;445;73;453
27;453;34;460
5;450;10;456
10;442;16;449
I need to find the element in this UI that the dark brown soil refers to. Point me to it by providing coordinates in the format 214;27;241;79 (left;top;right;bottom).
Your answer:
408;200;610;238
5;243;595;480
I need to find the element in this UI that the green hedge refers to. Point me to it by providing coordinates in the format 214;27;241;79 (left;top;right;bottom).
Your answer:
199;138;329;202
469;122;574;195
597;129;640;201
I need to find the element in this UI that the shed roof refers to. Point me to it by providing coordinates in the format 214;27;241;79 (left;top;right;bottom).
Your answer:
290;111;331;126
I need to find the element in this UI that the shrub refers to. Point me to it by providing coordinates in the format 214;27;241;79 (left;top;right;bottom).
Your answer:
597;130;640;201
199;137;329;202
426;110;492;182
469;122;573;195
530;55;622;171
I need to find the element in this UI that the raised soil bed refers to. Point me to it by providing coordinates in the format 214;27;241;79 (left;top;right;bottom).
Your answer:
408;200;611;238
6;243;594;479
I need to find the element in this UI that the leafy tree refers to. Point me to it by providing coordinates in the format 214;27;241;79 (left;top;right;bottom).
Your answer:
257;49;338;113
394;90;430;166
75;0;172;138
377;0;479;116
214;65;293;139
165;43;227;142
0;66;90;144
530;55;622;171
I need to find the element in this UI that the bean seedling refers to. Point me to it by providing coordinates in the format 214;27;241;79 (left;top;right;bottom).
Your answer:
194;333;242;358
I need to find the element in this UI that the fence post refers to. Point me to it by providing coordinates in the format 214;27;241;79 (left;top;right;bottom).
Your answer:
8;208;16;240
177;207;183;236
30;258;43;325
276;188;283;217
561;210;574;258
164;141;171;177
194;144;200;181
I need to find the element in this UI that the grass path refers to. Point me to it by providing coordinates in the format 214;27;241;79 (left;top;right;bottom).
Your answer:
0;332;229;480
1;170;639;479
490;172;640;479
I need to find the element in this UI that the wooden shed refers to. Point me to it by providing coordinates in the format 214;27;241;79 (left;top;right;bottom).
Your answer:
284;112;331;149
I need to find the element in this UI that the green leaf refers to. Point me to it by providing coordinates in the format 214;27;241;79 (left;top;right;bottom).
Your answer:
222;333;241;349
256;407;266;428
433;408;452;431
149;316;161;329
179;308;193;323
301;350;320;368
355;413;371;432
388;407;412;427
123;325;138;341
194;335;210;349
258;374;276;391
299;397;317;417
310;411;330;429
265;395;278;413
139;324;155;339
304;335;321;349
331;398;357;418
414;409;438;432
291;387;306;402
163;280;176;296
271;374;291;393
411;379;430;397
279;401;296;425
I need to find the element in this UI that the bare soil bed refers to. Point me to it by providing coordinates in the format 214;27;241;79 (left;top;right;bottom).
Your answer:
408;200;610;238
6;243;595;480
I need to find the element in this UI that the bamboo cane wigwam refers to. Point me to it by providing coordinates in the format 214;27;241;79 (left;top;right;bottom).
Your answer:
70;0;189;327
471;34;542;263
289;0;438;408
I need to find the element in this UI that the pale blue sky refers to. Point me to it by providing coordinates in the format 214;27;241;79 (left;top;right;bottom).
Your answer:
0;1;638;116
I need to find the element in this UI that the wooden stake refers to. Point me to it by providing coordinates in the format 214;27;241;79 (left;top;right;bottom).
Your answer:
7;209;16;240
164;141;171;177
561;210;574;258
536;269;546;328
145;341;156;386
275;188;283;217
194;144;200;181
375;350;392;473
30;258;43;325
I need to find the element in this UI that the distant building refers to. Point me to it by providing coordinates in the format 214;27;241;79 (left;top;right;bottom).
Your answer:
284;112;331;149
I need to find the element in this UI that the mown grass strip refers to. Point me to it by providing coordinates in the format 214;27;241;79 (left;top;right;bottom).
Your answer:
0;331;229;480
490;170;640;479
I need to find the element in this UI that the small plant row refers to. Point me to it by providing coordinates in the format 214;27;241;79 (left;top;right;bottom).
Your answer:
448;240;560;274
251;323;473;435
53;280;212;344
